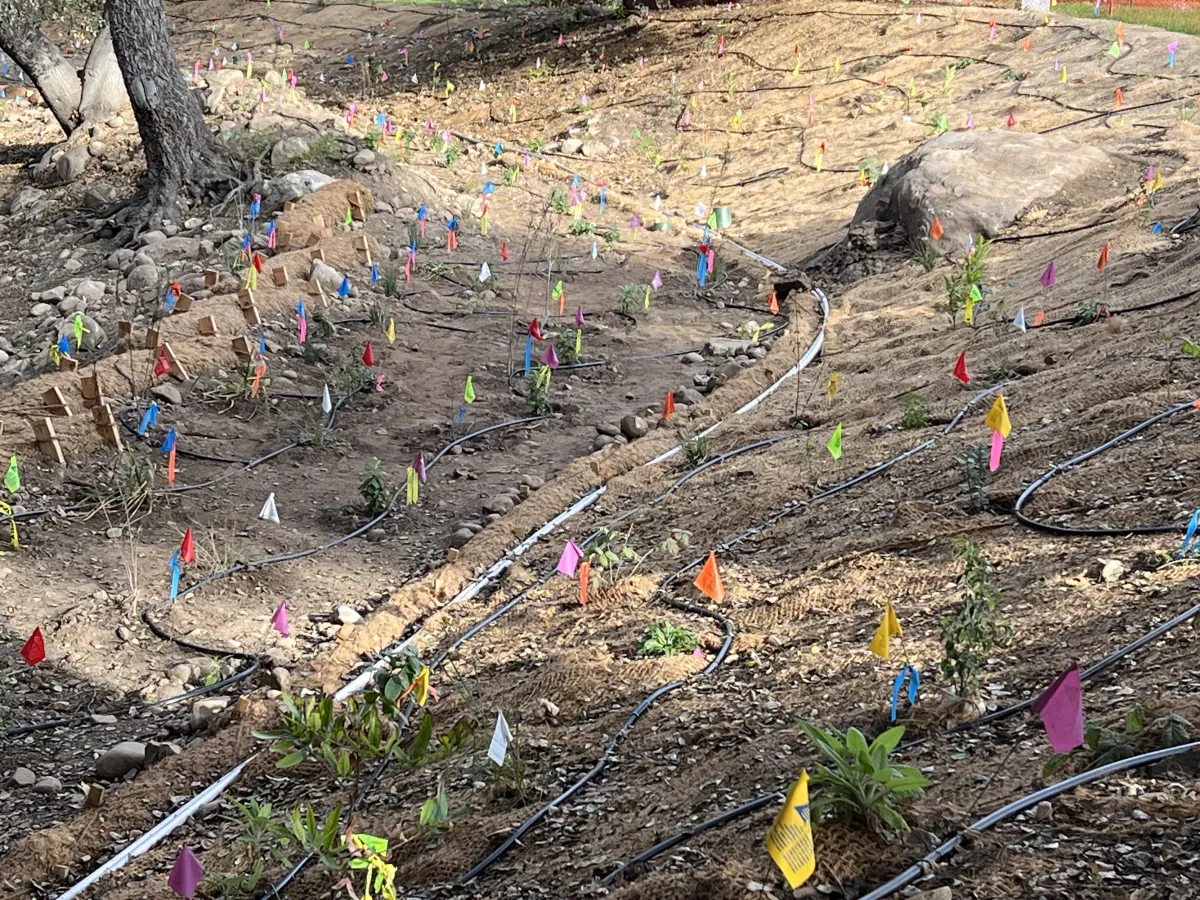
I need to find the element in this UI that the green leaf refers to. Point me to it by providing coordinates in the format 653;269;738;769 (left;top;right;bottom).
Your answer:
1042;753;1069;779
870;725;905;756
384;677;403;703
276;749;308;768
1161;713;1191;747
1125;705;1145;736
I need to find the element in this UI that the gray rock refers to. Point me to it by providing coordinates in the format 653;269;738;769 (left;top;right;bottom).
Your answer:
268;169;335;206
673;387;705;406
593;434;614;451
748;346;768;359
712;360;743;385
42;285;67;302
83;182;120;211
56;145;91;183
681;352;705;364
63;258;83;274
271;135;311;169
596;422;621;437
141;236;202;264
0;350;9;365
336;604;364;625
581;141;608;158
137;230;167;246
483;495;515;516
87;140;107;158
144;741;183;766
166;662;193;685
352;148;377;169
1032;800;1053;821
95;741;146;780
909;889;952;900
150;383;182;405
7;186;47;214
30;302;53;317
105;247;135;270
10;767;36;788
127;263;160;292
106;526;123;539
204;69;245;89
309;259;352;297
268;667;291;691
57;297;85;315
705;337;754;357
33;776;63;795
190;697;230;730
520;474;545;490
851;131;1116;247
90;713;118;725
620;414;649;440
74;279;107;304
449;527;474;549
56;315;105;351
561;138;583;155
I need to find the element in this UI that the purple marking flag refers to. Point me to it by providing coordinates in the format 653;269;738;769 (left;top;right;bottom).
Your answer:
575;306;585;328
167;846;204;899
414;450;427;483
272;601;289;637
1031;663;1085;753
557;540;583;577
541;344;559;369
1040;261;1056;289
651;270;663;290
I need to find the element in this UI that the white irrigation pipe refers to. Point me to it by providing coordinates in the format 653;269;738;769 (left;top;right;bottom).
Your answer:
56;267;824;900
56;758;255;900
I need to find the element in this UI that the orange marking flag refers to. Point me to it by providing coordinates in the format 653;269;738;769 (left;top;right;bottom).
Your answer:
694;551;726;603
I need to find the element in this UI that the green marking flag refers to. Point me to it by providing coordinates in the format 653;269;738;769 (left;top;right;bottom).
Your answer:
344;206;353;227
1109;42;1121;58
73;313;87;350
4;456;20;493
464;376;476;404
827;423;843;460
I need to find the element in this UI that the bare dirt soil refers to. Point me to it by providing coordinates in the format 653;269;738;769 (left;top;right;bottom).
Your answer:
3;1;1200;899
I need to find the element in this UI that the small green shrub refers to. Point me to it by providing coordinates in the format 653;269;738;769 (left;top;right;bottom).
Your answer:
899;391;929;430
682;433;714;468
940;541;1011;702
418;781;453;834
911;241;939;273
525;372;550;415
798;721;930;834
555;329;580;364
359;457;391;516
616;284;642;315
956;445;991;513
940;239;993;325
550;188;570;215
637;622;698;657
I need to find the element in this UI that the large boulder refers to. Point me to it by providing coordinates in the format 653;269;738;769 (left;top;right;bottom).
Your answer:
850;131;1119;247
266;169;336;207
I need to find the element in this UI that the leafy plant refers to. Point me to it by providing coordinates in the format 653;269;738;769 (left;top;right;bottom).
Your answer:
927;111;950;135
287;802;347;871
359;457;391;516
940;541;1011;701
525;372;551;415
798;721;930;834
381;266;398;298
858;155;883;187
939;239;993;325
253;693;399;778
502;166;520;187
616;283;642;315
898;391;929;430
418;780;453;834
637;621;698;657
554;329;580;365
910;241;939;273
1076;299;1111;324
569;219;595;236
585;526;647;591
550;188;570;215
682;432;714;468
956;444;991;513
1043;703;1192;779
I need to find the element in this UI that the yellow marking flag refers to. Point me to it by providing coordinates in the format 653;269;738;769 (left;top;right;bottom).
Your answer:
766;770;816;889
985;395;1011;438
868;602;903;661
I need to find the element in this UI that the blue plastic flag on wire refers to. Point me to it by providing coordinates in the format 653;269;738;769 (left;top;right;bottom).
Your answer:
1152;221;1163;234
137;401;159;437
599;186;606;214
371;263;379;284
259;330;267;355
169;550;181;601
454;406;466;424
165;285;176;312
338;276;350;298
418;204;427;222
242;232;252;251
891;664;921;722
375;111;387;131
482;181;496;195
696;252;707;287
1181;509;1200;556
249;195;261;220
524;334;533;375
494;140;503;155
571;174;580;189
161;427;176;455
57;332;71;356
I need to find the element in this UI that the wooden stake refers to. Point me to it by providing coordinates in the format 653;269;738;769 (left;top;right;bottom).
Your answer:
198;315;217;336
204;269;220;288
231;336;253;362
174;293;194;313
79;372;101;408
145;328;162;350
161;342;191;381
58;356;78;373
272;267;289;287
41;386;72;417
32;418;66;465
92;403;123;451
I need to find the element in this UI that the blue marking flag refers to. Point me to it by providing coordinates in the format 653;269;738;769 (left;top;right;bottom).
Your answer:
524;334;533;375
371;263;379;284
454;406;466;424
161;427;177;455
494;140;503;155
259;330;267;355
1182;509;1200;556
57;333;71;356
338;276;350;298
137;402;159;437
169;550;181;601
482;181;496;195
891;664;921;722
599;186;606;214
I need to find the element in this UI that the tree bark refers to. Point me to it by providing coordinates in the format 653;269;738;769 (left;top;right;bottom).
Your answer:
104;0;222;230
78;27;130;125
0;12;84;134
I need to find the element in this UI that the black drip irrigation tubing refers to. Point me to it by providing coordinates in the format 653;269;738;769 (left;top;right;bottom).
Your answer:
456;384;1006;884
602;395;1200;888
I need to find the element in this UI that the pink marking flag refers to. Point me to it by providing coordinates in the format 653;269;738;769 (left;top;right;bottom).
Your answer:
1031;663;1084;753
1040;261;1056;289
167;846;204;899
651;270;662;290
557;540;583;577
272;601;289;637
542;344;560;368
414;450;427;483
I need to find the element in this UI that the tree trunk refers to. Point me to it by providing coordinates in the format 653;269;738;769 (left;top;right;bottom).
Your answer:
104;0;222;231
0;13;84;134
79;28;130;125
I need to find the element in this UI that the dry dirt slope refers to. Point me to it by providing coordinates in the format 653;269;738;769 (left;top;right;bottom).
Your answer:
4;1;1200;899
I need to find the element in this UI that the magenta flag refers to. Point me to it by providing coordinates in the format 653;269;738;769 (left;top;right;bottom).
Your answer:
1031;663;1084;753
541;344;559;369
1040;261;1056;289
168;846;204;899
271;601;289;637
556;540;583;577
